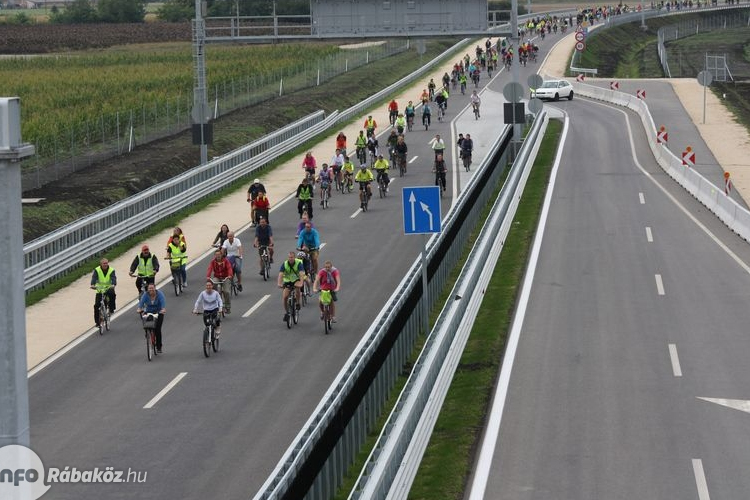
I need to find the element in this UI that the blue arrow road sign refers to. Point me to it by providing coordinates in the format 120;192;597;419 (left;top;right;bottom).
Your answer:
402;186;441;235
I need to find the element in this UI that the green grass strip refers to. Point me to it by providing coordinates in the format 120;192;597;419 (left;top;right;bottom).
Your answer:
407;119;563;500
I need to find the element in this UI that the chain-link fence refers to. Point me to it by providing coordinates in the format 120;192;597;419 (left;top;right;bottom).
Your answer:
658;8;750;77
20;40;407;191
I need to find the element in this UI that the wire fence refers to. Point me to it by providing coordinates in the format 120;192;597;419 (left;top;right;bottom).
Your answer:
657;9;750;77
20;40;407;191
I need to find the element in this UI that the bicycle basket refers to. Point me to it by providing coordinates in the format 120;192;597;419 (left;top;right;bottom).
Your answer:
320;290;333;305
142;316;157;329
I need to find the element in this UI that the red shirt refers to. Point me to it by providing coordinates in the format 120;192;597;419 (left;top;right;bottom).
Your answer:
254;194;270;210
207;257;234;280
388;101;398;111
317;267;339;291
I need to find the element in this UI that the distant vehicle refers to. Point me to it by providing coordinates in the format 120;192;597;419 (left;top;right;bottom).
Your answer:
532;79;574;101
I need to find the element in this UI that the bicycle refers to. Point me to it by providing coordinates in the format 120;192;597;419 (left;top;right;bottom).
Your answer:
259;245;272;281
437;103;445;122
397;153;407;177
167;255;186;297
320;181;330;209
389;110;397;126
95;286;112;335
434;156;447;196
210;278;230;316
377;172;388;198
199;310;220;357
473;103;480;120
284;284;300;329
336;171;345;193
406;115;414;132
356;146;367;165
319;290;333;335
141;313;159;361
343;171;353;193
359;182;371;212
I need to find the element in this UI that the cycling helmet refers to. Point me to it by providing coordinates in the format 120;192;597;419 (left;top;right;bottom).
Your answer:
360;164;367;169
297;251;307;259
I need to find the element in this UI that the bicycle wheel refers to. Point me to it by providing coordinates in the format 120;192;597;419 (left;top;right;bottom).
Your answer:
286;300;293;329
302;282;308;307
323;310;330;335
104;307;110;332
203;327;211;357
172;272;180;297
145;331;152;361
399;161;405;177
231;277;238;296
212;328;219;353
293;301;299;325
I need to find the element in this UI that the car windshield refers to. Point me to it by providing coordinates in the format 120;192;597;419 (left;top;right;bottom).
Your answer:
540;81;560;89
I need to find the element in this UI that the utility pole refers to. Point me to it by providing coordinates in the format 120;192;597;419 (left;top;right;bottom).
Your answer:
192;0;209;165
0;97;34;447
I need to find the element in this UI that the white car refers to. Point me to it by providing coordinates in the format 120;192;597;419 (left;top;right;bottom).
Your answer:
532;79;574;101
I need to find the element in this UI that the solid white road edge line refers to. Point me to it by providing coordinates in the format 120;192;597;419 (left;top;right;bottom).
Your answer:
668;343;682;377
655;274;665;295
467;113;570;500
591;100;750;276
143;372;187;409
243;294;270;318
646;226;653;242
692;459;711;500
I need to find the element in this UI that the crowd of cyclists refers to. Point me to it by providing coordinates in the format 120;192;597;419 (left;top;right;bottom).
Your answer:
90;35;511;354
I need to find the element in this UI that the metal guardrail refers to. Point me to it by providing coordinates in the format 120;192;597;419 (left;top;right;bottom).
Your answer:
253;126;513;500
572;80;750;242
348;112;548;500
22;38;472;292
22;110;332;290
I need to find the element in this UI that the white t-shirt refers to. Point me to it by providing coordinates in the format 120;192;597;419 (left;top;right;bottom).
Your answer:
222;237;242;257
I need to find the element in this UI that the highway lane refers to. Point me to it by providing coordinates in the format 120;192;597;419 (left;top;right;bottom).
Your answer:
27;52;505;499
479;97;750;498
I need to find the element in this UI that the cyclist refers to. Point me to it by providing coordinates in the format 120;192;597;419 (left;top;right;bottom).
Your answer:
427;78;436;100
366;134;379;163
166;233;188;288
128;244;160;294
301;151;317;180
394;135;408;173
386;129;399;162
457;133;465;158
297;221;321;276
422;103;432;128
313;260;341;323
137;282;166;353
440;87;450;109
435;91;447;120
373;154;390;192
253;216;274;274
419;89;430;106
206;249;233;313
335;131;347;156
317;163;334;205
442;72;451;89
434;153;447;192
354;130;368;164
221;231;243;292
246;178;266;225
278;251;306;323
458;73;468;95
253;190;271;225
432;134;446;160
355;164;374;208
394;113;407;135
330;149;345;188
296;212;315;238
363;115;377;138
193;279;223;337
387;99;399;125
212;224;230;248
470;90;481;117
91;258;117;328
404;100;416;129
342;155;355;190
296;176;314;219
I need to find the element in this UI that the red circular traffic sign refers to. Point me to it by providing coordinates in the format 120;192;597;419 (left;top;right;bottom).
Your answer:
575;31;585;42
575;41;585;52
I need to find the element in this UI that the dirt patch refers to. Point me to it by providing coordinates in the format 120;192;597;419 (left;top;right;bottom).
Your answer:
21;38;460;241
